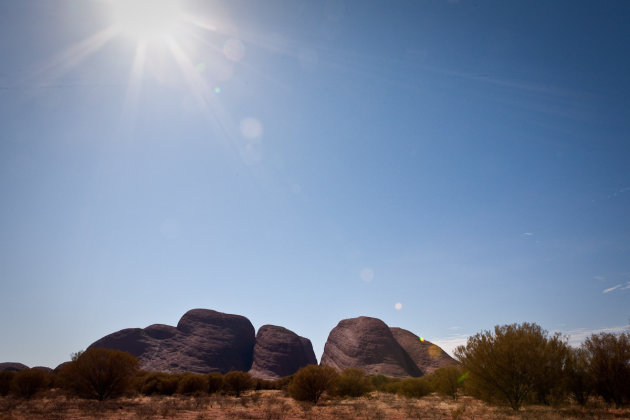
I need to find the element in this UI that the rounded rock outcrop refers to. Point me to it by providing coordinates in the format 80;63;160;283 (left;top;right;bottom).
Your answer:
248;325;317;379
0;362;28;372
88;308;256;374
320;316;422;377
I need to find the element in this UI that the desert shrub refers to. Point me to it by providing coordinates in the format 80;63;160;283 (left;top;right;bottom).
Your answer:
583;332;630;407
455;322;569;410
370;374;389;391
397;377;432;398
11;368;49;399
288;364;338;404
370;374;403;394
140;372;180;395
0;371;16;396
271;375;293;390
223;371;253;397
564;347;592;405
177;373;208;395
60;347;139;400
333;368;373;398
207;372;223;394
430;366;464;400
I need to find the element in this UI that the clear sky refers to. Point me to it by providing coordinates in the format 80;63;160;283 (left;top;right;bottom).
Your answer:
1;0;629;369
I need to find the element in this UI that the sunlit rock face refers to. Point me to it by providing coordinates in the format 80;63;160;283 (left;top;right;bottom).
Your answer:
248;325;317;379
321;316;457;377
90;308;256;374
389;327;458;375
321;316;423;377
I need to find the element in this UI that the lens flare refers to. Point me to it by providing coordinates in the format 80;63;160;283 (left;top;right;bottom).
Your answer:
428;344;442;358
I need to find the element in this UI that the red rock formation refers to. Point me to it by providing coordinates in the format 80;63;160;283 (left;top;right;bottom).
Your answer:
320;317;422;377
248;325;317;379
90;308;255;374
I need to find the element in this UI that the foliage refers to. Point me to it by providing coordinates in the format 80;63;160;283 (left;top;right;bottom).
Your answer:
564;347;592;406
10;369;49;399
223;371;253;397
60;347;139;400
530;333;570;405
397;377;432;398
429;366;464;400
583;332;630;407
332;368;373;398
0;371;16;396
139;372;180;395
288;364;338;404
455;322;569;410
207;372;224;394
177;373;207;395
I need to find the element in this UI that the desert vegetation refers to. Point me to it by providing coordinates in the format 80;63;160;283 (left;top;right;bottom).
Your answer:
1;324;629;419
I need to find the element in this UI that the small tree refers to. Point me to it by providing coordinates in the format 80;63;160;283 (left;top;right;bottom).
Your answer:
564;347;592;405
333;368;373;398
530;333;569;405
455;322;568;410
288;365;338;404
61;348;138;400
11;369;49;399
223;371;252;397
583;332;630;407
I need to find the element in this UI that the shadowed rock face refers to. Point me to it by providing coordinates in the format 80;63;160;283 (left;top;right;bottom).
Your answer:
0;362;28;372
90;309;256;374
248;325;317;379
390;327;458;374
321;317;422;377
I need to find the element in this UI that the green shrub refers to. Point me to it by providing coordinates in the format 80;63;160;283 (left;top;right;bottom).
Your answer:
370;374;401;394
288;365;338;404
223;371;253;397
177;373;208;395
397;377;432;398
140;372;180;395
333;368;373;398
271;375;293;390
429;366;463;400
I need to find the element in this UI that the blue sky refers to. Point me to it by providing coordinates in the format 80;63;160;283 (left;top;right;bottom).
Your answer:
1;0;629;369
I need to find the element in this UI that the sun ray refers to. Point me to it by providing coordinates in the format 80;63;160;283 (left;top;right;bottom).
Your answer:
34;27;118;83
122;41;147;119
166;37;211;109
165;37;242;151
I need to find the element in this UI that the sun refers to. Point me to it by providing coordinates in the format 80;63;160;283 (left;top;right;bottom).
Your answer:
109;0;183;42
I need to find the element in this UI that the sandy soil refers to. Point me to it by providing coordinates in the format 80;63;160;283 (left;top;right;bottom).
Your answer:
1;390;629;420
